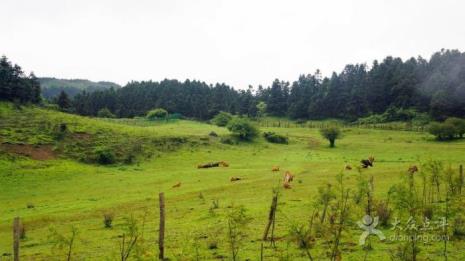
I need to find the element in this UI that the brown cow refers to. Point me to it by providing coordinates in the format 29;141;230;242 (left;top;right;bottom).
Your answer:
230;177;241;182
345;164;352;170
272;166;280;172
408;165;418;174
220;161;229;167
283;171;294;183
172;182;181;188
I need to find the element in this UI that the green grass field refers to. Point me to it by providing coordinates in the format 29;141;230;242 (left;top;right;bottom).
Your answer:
1;103;464;260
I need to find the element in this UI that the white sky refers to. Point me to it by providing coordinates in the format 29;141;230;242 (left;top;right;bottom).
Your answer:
1;0;464;88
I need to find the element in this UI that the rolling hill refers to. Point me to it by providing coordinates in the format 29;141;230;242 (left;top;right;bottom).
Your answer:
39;77;121;99
1;102;465;260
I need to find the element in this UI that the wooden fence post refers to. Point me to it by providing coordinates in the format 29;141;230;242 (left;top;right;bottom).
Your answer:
158;193;165;260
13;217;20;261
460;164;463;194
263;194;278;242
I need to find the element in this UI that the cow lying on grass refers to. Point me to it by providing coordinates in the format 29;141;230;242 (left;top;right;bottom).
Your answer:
230;177;241;182
272;166;280;172
197;161;229;168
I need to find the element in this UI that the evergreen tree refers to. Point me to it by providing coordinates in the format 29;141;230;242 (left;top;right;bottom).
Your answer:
57;90;71;110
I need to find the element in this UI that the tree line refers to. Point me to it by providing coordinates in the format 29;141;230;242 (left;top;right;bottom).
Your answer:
0;56;41;104
69;49;465;121
2;49;465;121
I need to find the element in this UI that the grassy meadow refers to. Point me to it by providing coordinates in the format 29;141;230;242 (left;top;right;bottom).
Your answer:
1;103;465;260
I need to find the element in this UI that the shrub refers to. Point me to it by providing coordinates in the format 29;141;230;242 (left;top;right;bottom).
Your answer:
320;126;342;148
94;147;115;165
226;118;259;141
375;200;391;227
423;205;434;220
453;214;465;238
428;122;457;140
357;108;430;125
97;108;115;118
444;117;465;138
211;111;233;127
146;108;168;120
103;212;114;228
53;123;68;140
263;131;288;144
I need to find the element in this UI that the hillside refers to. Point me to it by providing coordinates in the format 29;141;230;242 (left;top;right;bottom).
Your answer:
1;103;465;260
0;102;225;164
39;77;121;99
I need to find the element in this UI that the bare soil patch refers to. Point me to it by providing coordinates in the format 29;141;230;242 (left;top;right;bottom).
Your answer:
0;143;56;160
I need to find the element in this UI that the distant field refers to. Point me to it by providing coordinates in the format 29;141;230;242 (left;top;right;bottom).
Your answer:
1;103;464;260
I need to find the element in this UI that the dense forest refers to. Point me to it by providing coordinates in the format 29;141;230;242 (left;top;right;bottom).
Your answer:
70;49;465;121
0;56;41;104
1;49;465;121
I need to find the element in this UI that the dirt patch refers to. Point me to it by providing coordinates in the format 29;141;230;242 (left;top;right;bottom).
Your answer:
0;143;56;160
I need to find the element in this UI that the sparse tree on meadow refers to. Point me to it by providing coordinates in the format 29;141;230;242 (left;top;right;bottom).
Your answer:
320;126;342;148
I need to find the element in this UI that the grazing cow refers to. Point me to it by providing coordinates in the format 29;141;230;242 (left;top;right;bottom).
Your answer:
345;164;352;170
283;171;294;189
172;182;181;188
361;156;375;168
272;166;280;172
283;171;294;183
408;165;418;174
230;177;241;182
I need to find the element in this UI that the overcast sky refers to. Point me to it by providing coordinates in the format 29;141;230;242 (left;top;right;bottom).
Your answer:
1;0;464;88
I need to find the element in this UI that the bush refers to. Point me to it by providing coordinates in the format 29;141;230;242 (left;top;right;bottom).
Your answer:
226;118;259;141
428;122;457;140
444;117;465;138
103;212;114;228
146;108;168;120
375;201;391;227
97;108;116;118
211;111;233;127
320;126;342;147
357;107;430;125
263;131;288;144
94;147;115;165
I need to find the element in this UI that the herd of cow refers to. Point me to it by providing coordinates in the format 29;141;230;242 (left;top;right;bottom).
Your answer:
170;157;376;189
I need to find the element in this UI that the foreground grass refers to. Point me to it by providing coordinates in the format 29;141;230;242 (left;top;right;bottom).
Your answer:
1;104;465;260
